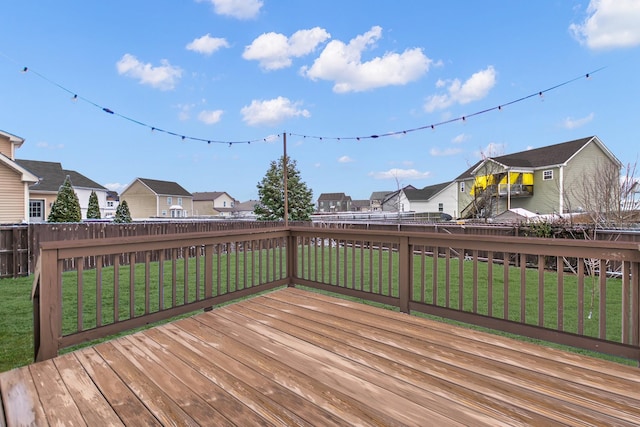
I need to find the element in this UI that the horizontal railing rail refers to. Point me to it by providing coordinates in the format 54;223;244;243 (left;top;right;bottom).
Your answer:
33;227;293;361
33;225;640;365
290;227;640;364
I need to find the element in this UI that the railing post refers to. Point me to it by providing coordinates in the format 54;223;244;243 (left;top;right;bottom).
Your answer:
34;248;62;361
287;230;296;287
398;236;410;313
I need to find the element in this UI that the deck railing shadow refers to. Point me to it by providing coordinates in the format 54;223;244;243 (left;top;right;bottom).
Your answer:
32;226;640;365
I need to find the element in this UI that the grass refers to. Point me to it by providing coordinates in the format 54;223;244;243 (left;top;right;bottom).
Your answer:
0;244;635;372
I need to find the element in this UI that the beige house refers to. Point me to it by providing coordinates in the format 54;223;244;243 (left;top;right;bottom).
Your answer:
456;136;621;219
0;131;39;223
192;191;236;217
121;178;193;219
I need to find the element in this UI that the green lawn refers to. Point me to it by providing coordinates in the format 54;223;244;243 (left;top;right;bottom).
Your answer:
0;246;634;372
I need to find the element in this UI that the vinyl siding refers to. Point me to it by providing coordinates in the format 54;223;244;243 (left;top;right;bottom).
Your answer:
0;166;27;223
0;138;12;159
121;180;159;218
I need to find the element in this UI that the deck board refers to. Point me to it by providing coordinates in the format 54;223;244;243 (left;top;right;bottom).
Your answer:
2;287;640;426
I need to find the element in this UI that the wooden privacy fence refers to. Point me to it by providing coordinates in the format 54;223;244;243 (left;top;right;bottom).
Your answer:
0;221;292;278
32;225;640;365
4;220;640;278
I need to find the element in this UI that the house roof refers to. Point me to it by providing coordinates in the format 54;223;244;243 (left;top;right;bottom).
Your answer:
403;181;452;201
317;192;352;201
0;130;25;147
370;191;393;201
234;200;260;211
136;178;192;197
0;153;39;183
351;199;370;208
16;159;106;192
455;136;612;180
192;191;231;202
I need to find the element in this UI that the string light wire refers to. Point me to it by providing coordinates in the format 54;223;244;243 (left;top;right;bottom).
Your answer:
6;53;604;146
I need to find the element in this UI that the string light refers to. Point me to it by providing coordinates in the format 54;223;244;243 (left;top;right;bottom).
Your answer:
13;59;603;146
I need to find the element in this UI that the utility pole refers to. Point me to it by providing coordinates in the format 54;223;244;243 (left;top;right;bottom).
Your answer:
283;132;289;227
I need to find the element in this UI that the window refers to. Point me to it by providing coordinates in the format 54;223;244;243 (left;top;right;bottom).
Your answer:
543;170;553;181
161;210;167;216
29;201;43;219
167;197;172;205
460;182;465;192
177;197;182;206
438;203;444;212
223;201;227;207
107;201;114;208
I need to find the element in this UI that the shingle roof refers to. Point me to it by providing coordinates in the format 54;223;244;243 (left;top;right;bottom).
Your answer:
16;159;107;192
370;191;393;201
317;192;351;201
403;181;452;201
137;178;192;197
192;191;229;201
351;199;370;208
455;136;597;180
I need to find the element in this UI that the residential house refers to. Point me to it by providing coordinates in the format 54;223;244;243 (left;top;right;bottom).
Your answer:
317;193;352;212
105;191;120;219
16;159;109;222
396;181;458;217
380;185;416;212
369;191;392;212
232;200;260;218
120;178;193;219
351;199;371;212
455;136;621;219
192;191;236;217
0;130;39;223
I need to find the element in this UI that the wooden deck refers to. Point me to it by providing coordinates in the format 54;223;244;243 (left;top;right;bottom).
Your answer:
2;288;640;426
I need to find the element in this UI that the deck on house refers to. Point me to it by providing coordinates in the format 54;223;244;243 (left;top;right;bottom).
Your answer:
2;287;640;426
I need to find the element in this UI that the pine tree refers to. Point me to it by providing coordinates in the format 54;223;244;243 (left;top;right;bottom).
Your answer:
114;200;132;223
254;156;314;221
47;176;82;222
86;190;101;219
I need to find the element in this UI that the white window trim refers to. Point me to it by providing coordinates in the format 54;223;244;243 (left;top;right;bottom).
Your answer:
543;170;553;181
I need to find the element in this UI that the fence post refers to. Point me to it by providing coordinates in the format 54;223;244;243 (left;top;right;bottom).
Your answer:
34;248;62;361
398;236;410;313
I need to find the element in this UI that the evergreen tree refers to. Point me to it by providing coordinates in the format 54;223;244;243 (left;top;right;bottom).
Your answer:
47;176;82;222
114;200;132;223
255;156;314;221
86;190;101;219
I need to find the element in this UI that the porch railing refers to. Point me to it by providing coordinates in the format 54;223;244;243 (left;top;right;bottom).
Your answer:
33;226;640;365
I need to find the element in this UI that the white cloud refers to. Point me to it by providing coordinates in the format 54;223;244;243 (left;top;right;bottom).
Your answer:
243;27;331;70
186;34;230;55
116;54;182;90
301;26;432;93
475;142;506;159
36;141;64;150
176;103;195;121
424;66;497;112
369;168;431;180
241;96;311;126
452;133;469;144
338;156;353;163
105;182;126;192
561;112;594;129
197;0;263;19
570;0;640;50
198;109;224;124
430;147;462;156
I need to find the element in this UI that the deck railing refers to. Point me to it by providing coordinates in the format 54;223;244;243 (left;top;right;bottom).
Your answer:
33;226;640;364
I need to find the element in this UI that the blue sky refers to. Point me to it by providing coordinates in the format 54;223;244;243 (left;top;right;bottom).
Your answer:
1;0;639;202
